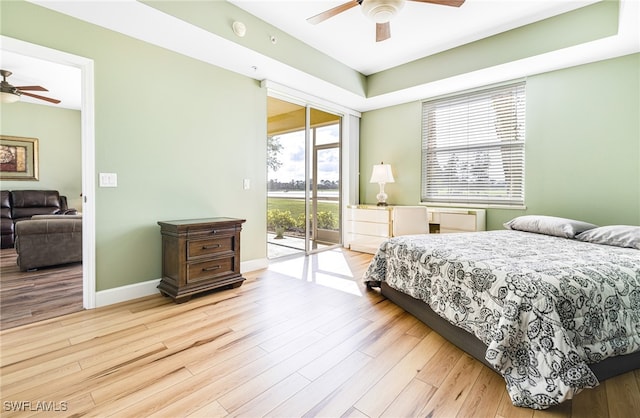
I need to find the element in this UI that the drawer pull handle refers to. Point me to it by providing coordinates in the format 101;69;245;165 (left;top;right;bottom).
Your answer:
203;265;221;271
202;244;221;250
210;230;218;234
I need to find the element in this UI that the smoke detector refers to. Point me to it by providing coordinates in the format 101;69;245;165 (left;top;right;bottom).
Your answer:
232;21;246;37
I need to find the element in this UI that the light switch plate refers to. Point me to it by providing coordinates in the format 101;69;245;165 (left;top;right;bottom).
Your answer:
243;179;250;190
99;172;118;187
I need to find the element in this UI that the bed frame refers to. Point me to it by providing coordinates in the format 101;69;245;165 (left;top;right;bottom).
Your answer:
380;281;640;382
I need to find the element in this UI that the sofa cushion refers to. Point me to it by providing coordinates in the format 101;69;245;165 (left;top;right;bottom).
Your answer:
11;190;62;207
11;190;64;220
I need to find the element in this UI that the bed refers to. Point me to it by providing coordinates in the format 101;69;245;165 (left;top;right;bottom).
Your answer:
363;217;640;410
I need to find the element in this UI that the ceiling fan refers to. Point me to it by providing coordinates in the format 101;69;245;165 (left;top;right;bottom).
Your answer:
0;69;61;104
307;0;465;42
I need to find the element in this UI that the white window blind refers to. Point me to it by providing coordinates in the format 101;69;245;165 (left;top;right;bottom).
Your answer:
421;82;526;206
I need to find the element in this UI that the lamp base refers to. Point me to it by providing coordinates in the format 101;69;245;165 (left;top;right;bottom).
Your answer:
375;184;389;207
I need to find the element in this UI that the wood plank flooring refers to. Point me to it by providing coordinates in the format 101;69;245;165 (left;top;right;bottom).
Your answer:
1;248;638;417
0;248;83;330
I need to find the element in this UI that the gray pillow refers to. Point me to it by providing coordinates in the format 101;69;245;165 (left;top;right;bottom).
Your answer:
503;215;598;238
576;225;640;249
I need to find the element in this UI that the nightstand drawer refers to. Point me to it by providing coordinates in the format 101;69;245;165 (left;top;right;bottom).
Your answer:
347;208;390;223
188;226;236;239
348;220;390;237
187;237;233;259
440;213;476;232
187;257;234;284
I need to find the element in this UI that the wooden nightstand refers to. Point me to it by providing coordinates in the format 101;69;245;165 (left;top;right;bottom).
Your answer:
157;217;245;303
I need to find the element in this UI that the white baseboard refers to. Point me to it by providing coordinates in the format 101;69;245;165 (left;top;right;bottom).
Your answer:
241;257;269;273
95;278;161;308
95;258;269;308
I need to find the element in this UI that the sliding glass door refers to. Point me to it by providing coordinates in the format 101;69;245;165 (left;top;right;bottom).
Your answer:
267;97;342;258
309;113;341;252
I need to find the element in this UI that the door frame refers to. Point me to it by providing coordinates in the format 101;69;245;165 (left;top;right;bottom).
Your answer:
2;36;96;309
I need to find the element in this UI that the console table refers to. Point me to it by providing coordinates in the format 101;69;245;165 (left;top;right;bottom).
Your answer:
157;217;245;303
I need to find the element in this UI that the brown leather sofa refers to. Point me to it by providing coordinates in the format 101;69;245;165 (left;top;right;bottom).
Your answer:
15;215;82;271
0;190;76;248
0;191;12;249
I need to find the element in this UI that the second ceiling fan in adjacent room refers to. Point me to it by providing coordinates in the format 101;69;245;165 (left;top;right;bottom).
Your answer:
0;69;61;104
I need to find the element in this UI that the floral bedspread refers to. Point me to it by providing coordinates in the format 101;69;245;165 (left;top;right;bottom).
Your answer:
363;230;640;409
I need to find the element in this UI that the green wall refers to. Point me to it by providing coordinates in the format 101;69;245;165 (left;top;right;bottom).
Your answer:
0;102;82;210
1;1;267;291
360;54;640;230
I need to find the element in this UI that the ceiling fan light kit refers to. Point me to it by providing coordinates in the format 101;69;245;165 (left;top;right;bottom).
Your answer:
362;0;405;23
1;70;21;103
1;91;21;103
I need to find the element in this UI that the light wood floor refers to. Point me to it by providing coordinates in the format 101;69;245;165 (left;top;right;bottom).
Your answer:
0;248;83;330
1;249;638;417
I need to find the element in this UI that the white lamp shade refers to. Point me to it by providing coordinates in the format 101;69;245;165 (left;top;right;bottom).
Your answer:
1;92;20;103
370;163;395;183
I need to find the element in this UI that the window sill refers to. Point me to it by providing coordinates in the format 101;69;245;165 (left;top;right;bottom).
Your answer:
420;202;527;210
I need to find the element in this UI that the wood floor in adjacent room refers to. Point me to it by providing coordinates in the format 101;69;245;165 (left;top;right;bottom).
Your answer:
0;248;83;330
1;249;638;417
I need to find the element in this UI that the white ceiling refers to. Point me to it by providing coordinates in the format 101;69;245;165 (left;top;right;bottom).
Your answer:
228;0;600;75
2;0;638;112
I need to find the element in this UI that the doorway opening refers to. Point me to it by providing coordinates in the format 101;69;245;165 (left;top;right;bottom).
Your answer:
267;97;342;259
0;36;96;329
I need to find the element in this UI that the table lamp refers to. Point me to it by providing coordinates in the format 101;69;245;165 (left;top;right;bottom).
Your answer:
370;162;395;206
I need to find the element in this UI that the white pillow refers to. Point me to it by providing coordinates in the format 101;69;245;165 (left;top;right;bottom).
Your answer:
503;215;598;238
576;225;640;249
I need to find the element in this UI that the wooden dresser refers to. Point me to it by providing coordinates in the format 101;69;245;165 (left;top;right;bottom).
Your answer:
157;217;245;303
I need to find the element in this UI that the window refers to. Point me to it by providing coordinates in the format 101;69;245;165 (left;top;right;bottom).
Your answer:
421;82;526;206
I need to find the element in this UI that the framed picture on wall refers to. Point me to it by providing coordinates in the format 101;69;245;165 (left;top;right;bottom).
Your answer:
0;135;39;181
